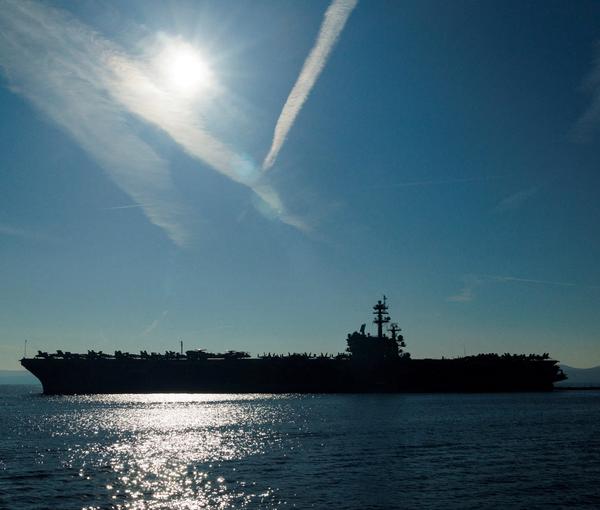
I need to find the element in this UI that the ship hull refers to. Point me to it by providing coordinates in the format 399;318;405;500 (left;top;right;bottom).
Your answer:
21;357;564;395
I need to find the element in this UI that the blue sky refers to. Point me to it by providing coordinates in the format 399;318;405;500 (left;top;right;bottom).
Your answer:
1;0;599;369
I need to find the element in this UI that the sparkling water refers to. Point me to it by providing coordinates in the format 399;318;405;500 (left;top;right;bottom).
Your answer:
1;386;599;509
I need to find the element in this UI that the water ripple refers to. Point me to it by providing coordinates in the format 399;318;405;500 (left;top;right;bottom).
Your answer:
1;389;600;508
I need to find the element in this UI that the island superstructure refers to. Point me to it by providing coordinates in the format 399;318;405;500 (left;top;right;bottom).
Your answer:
21;297;566;394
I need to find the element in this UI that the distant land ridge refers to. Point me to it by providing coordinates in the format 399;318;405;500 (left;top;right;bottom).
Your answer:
556;365;600;387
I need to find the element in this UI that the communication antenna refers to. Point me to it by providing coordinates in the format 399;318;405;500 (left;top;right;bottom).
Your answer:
24;339;28;358
180;340;183;355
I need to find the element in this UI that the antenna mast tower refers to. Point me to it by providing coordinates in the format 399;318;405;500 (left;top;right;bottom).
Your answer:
373;296;390;338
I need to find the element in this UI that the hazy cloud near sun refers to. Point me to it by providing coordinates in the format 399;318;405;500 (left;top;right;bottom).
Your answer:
0;0;307;244
0;0;189;245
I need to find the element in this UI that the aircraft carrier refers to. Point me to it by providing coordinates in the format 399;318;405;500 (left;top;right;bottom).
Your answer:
21;297;566;394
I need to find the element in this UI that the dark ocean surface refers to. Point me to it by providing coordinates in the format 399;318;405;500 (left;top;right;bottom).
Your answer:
1;386;599;509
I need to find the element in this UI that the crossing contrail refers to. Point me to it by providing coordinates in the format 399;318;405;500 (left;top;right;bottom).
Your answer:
262;0;358;172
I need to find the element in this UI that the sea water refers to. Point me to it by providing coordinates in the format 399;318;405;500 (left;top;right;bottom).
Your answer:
1;386;599;509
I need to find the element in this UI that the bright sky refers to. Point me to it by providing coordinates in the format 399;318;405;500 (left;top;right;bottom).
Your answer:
1;0;599;370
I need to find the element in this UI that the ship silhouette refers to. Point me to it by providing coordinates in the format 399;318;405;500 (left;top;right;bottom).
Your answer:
21;297;566;394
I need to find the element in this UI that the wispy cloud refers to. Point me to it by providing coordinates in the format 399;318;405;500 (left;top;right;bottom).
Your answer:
0;0;306;244
396;177;494;188
139;310;169;337
262;0;358;172
488;275;577;288
493;185;539;213
573;43;600;141
0;223;53;242
0;0;189;245
447;273;599;302
447;275;483;303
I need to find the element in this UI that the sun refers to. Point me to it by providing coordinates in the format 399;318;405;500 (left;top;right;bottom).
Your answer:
158;41;213;96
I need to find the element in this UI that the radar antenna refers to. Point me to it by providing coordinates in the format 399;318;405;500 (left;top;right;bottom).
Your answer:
388;323;401;341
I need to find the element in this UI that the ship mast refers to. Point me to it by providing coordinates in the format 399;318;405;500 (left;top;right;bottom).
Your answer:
373;296;390;338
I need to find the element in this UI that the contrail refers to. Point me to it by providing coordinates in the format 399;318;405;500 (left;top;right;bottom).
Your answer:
104;203;152;210
488;275;579;288
262;0;358;172
0;0;306;241
372;175;505;189
448;273;600;302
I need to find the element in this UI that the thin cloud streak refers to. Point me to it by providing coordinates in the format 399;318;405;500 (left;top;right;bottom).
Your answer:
139;310;169;338
485;274;600;290
104;204;154;210
395;177;494;187
573;43;600;141
489;275;576;287
0;223;53;242
262;0;358;172
372;175;504;189
447;273;600;303
494;185;539;213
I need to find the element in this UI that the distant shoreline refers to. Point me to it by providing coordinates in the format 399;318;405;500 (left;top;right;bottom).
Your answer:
555;386;600;391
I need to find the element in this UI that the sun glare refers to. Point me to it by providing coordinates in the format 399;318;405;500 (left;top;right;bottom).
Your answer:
159;41;213;96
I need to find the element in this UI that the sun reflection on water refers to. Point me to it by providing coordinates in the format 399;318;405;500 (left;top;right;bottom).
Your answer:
5;389;600;509
58;394;289;509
